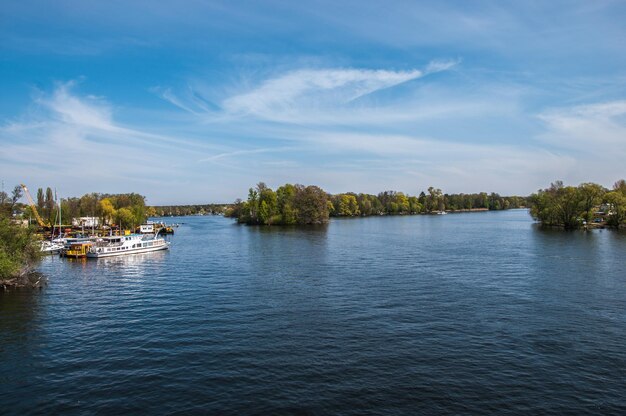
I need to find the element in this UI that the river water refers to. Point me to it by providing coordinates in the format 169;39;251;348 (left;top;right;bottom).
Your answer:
2;209;626;414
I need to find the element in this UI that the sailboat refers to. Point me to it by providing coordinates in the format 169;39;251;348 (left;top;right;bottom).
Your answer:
40;190;65;254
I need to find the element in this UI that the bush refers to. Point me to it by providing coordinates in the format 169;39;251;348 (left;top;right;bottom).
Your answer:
0;217;41;281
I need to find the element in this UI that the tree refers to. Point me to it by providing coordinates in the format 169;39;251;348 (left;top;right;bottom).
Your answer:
116;207;135;230
614;179;626;195
426;187;443;212
10;185;23;211
276;184;297;224
395;192;410;213
294;185;329;224
335;194;360;216
408;196;422;214
258;185;278;225
44;187;54;221
604;191;626;227
247;188;259;223
37;188;44;212
99;198;116;225
0;216;41;281
529;180;609;229
578;183;605;222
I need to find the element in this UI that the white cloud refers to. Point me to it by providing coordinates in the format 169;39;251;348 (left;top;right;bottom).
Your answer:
38;81;115;131
538;100;626;150
221;64;456;121
0;82;231;202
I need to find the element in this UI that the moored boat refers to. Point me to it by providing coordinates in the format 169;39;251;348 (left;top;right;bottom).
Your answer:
64;242;93;258
40;240;64;254
86;233;169;258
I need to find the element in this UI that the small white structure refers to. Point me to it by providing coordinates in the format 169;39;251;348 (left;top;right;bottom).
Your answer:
140;224;154;233
72;217;100;228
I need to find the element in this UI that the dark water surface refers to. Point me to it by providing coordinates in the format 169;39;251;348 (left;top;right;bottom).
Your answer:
2;210;626;414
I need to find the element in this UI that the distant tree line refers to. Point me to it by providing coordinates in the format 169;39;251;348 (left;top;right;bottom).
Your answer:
529;180;626;229
226;182;527;225
150;204;228;217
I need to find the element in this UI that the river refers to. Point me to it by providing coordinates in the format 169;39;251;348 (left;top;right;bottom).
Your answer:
1;209;626;414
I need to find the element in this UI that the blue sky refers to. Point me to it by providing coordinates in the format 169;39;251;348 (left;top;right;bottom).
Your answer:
1;0;625;204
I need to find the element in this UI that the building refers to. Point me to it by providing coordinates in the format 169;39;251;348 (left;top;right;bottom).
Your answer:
72;217;101;228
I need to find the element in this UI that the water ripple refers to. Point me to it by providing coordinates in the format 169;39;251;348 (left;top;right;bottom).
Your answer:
2;211;626;414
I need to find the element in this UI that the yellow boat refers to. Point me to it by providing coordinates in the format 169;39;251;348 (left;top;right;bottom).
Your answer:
64;242;93;258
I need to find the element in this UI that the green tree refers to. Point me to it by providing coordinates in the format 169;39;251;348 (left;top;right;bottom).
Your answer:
426;187;443;212
395;192;410;213
604;191;626;227
336;194;360;216
99;198;116;225
258;185;278;225
44;187;54;222
36;188;44;212
276;184;297;224
0;216;41;281
10;185;23;212
116;207;135;230
294;185;329;224
578;183;605;222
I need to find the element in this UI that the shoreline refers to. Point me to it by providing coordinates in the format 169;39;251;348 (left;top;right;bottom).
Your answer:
1;272;47;291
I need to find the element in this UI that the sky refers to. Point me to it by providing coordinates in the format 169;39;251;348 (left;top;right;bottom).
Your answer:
1;0;625;205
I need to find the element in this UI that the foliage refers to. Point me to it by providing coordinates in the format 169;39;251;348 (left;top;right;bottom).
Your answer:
228;182;528;225
0;215;41;281
59;192;148;228
230;183;329;225
529;180;626;229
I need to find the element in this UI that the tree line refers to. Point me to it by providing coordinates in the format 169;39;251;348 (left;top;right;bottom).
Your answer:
1;184;151;230
529;179;626;229
150;204;228;217
58;192;150;230
226;182;527;225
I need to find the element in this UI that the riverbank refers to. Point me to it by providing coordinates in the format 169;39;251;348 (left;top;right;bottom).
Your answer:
1;272;47;291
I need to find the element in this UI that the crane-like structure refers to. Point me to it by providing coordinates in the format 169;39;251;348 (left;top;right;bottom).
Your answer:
20;184;50;228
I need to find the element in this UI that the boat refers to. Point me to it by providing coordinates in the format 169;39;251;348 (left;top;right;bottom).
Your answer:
40;240;64;254
64;241;93;258
40;193;66;254
59;237;95;257
435;211;448;215
86;233;169;258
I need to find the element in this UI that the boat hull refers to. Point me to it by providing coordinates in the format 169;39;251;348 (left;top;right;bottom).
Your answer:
86;243;169;258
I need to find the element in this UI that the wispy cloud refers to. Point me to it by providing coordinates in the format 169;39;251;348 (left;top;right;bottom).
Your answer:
38;80;114;130
224;63;459;119
538;100;626;150
197;146;295;163
0;82;232;200
158;61;460;125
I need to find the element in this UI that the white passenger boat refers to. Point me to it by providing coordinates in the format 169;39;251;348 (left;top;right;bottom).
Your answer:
86;233;169;258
